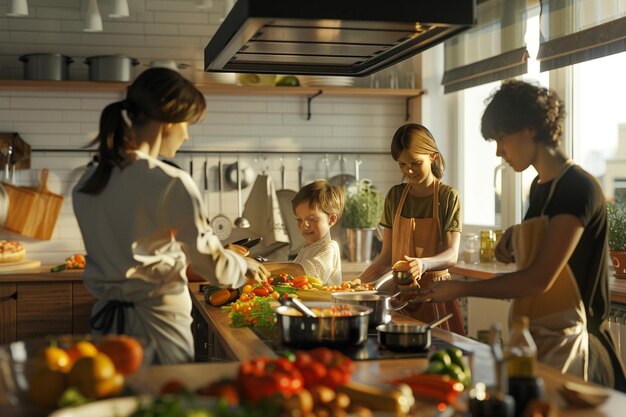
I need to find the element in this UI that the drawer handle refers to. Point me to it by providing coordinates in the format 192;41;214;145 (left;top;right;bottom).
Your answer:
0;292;17;302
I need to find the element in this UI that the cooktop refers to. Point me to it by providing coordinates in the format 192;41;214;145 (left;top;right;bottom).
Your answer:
251;327;470;361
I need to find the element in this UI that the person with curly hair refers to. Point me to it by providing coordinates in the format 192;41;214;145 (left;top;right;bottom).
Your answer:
409;80;626;390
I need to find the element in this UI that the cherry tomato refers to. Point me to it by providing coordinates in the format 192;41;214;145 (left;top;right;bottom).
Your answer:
253;287;271;297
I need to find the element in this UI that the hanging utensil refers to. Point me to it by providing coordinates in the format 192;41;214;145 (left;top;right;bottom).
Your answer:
210;158;233;241
203;157;209;216
297;156;303;189
355;156;362;182
233;160;250;228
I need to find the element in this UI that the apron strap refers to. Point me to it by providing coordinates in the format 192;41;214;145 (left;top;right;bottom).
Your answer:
91;300;135;334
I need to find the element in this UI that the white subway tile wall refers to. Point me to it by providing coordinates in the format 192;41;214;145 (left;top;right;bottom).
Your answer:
0;1;419;263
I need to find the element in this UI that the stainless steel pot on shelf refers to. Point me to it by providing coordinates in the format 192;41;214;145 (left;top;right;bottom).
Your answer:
19;53;73;80
84;55;139;82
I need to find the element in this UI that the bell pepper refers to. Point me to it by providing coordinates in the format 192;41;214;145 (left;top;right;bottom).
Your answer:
237;357;304;403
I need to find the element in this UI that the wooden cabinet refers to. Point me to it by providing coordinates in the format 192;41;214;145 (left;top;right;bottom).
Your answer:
191;303;235;363
0;280;96;345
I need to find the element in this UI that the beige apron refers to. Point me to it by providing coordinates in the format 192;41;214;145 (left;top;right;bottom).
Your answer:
391;180;465;335
510;162;588;379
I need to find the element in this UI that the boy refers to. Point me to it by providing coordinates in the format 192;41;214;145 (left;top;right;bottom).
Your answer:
265;179;344;285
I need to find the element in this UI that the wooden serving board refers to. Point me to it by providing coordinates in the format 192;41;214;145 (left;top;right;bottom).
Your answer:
0;259;42;273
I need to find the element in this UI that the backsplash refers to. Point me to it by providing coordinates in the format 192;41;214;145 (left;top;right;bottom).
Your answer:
0;90;406;263
0;0;417;263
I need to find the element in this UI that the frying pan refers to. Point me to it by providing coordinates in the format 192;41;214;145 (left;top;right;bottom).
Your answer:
376;313;454;352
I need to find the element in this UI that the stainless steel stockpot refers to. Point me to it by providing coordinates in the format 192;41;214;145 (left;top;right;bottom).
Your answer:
84;55;139;82
19;53;73;80
275;301;372;349
332;293;392;328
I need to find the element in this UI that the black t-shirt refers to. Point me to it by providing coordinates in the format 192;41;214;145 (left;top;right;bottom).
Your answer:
524;165;609;327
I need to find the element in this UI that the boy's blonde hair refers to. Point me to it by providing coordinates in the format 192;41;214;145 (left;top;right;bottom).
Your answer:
291;179;345;218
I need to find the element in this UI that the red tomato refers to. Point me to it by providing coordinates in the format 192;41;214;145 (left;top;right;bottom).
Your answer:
160;379;187;394
309;347;334;365
253;287;271;297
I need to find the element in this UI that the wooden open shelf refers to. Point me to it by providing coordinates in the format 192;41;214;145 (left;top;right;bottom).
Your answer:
0;80;425;98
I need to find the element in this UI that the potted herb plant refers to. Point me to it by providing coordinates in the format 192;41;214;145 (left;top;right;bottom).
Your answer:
342;180;384;262
607;197;626;277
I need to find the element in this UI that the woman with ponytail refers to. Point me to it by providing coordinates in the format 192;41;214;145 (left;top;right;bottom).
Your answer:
73;68;269;364
358;123;465;335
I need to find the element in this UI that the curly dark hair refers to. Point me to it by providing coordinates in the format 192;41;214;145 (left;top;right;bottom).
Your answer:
481;79;565;147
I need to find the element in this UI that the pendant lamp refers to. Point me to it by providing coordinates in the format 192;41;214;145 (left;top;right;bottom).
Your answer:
84;0;103;32
196;0;213;9
108;0;129;18
7;0;29;16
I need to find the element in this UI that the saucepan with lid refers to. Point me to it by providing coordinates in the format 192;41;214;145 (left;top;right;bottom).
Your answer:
377;313;454;352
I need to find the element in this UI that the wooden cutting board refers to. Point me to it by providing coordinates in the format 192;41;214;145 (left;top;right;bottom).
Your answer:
0;259;42;273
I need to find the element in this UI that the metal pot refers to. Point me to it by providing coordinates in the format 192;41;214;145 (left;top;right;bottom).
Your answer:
376;313;453;352
332;293;392;328
19;53;73;81
84;55;139;82
275;301;372;349
224;162;255;189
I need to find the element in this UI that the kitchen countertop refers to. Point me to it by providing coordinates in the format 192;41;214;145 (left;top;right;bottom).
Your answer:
3;281;626;415
450;261;626;305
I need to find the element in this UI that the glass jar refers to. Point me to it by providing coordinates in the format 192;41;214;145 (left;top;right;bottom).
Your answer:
463;233;480;264
480;230;496;263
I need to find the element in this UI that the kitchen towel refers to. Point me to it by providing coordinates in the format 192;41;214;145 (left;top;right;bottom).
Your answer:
241;174;290;260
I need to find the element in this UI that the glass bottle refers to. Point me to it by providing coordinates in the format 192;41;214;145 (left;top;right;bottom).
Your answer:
479;230;496;262
505;316;545;417
463;233;480;264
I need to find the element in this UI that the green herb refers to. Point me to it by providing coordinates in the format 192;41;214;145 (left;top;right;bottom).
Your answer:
342;179;384;229
608;197;626;251
229;296;275;328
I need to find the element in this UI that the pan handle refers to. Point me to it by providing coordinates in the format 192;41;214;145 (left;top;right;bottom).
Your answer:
427;313;454;329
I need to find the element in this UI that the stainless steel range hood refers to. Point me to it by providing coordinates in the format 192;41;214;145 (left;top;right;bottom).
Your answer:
204;0;475;77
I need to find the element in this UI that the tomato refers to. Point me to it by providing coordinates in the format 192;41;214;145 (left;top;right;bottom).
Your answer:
253;287;271;297
242;284;254;294
197;380;240;406
67;353;124;399
292;276;309;288
238;357;304;403
272;291;280;300
97;335;143;375
293;348;354;389
28;368;67;408
160;379;187;394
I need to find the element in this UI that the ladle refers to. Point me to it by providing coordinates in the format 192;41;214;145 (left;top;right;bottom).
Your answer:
280;297;317;318
233;161;250;228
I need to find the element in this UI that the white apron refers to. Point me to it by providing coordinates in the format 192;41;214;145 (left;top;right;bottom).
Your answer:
510;162;588;379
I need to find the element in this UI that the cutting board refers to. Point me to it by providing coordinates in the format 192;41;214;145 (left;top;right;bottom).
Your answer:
0;259;42;273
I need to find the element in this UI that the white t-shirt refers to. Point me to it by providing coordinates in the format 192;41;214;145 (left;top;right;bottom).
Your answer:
73;151;248;364
293;232;342;285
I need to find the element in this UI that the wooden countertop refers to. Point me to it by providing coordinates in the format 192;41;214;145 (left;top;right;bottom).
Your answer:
3;282;626;415
450;261;626;305
0;265;83;282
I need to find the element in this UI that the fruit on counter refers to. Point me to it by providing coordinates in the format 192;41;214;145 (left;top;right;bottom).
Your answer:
426;347;472;388
26;335;144;408
67;353;124;399
0;240;26;263
275;75;300;86
50;253;86;272
97;335;144;375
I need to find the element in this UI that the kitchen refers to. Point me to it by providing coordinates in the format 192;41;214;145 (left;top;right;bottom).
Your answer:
2;0;626;416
